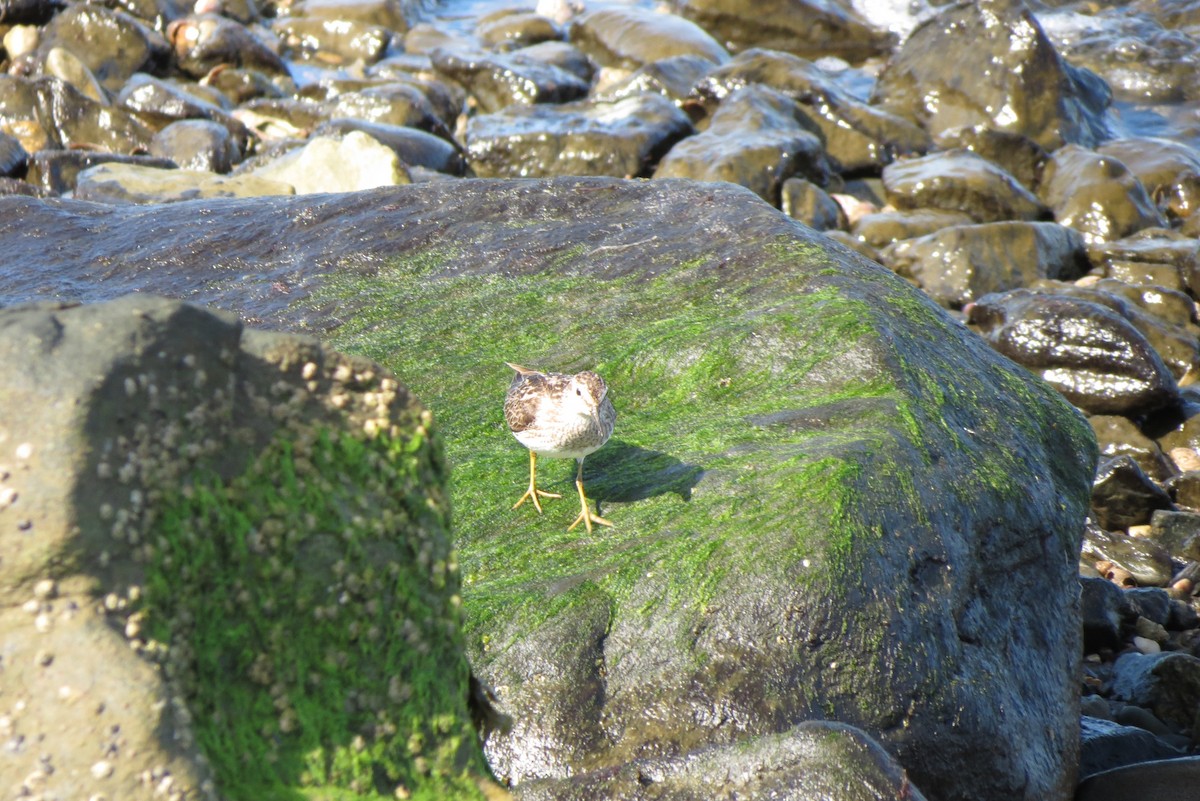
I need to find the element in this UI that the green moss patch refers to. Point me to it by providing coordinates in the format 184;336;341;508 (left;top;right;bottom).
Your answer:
137;428;486;801
308;245;959;649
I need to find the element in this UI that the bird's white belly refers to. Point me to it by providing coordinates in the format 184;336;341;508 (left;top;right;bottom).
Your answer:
513;420;605;460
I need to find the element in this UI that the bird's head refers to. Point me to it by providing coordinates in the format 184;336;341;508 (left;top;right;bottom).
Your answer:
569;371;608;421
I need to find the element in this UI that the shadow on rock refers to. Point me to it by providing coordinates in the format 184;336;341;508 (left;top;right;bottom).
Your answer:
585;439;703;503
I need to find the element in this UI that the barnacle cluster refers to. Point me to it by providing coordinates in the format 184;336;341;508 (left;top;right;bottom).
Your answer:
84;331;484;799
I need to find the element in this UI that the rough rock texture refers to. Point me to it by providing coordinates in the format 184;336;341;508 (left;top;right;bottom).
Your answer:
0;296;491;800
0;178;1097;801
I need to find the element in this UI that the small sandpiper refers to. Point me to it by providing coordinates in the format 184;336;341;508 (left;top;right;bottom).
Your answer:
504;362;616;533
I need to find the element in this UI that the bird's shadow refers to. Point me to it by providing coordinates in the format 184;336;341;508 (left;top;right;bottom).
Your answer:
578;439;704;504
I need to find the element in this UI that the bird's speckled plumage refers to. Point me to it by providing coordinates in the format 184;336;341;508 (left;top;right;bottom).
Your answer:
504;362;616;533
504;364;615;458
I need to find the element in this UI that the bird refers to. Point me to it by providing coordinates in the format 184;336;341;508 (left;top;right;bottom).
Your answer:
503;362;616;533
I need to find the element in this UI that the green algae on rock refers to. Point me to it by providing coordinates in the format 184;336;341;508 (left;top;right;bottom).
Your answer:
293;178;1097;801
0;296;493;801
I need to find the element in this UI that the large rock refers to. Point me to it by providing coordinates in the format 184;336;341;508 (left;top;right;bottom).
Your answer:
0;179;1097;801
871;0;1110;150
0;296;492;800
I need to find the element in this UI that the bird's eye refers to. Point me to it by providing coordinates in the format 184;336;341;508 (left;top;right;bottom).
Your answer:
576;389;582;396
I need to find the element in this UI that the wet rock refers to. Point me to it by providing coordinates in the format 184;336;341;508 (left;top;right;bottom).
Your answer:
430;47;590;113
1085;526;1174;587
568;6;728;70
0;0;64;25
1090;415;1173;482
0;294;489;799
0;74;50;153
1089;271;1197;329
25;150;176;195
466;94;692;178
286;0;423;33
323;82;456;140
1053;8;1200;104
881;149;1048;223
967;289;1181;415
233;97;325;141
781;177;845;231
1028;282;1200;382
274;16;392;66
168;14;288;79
1124;587;1172;627
871;0;1110;149
36;4;164;93
0;132;28;177
1111;651;1200;728
1099;137;1200;222
1039;145;1166;244
74;162;294;203
515;721;929;801
693;49;930;174
313;118;465;175
1080;576;1129;652
885;222;1086;309
476;10;563;51
1149;509;1200;558
653;85;829;205
203;66;292;106
148;119;239;173
1168;471;1200;512
248;131;409;193
35;77;156;155
117;74;249;153
933;125;1046;192
43;46;108;104
1087;235;1197;295
672;0;894;63
503;40;596;84
0;178;1097;801
595;53;715;107
851;209;974;249
1091;455;1176;531
1076;756;1200;801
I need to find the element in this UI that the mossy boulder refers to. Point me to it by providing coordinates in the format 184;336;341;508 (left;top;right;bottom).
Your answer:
0;296;494;801
0;178;1098;801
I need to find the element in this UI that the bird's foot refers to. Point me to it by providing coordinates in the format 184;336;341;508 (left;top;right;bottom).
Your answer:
567;507;614;534
512;486;561;513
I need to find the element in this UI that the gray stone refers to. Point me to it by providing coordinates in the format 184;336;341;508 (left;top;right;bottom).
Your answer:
1078;716;1184;780
1080;576;1128;652
1111;651;1200;728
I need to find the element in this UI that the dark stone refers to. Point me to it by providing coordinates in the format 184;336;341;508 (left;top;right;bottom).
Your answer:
967;290;1181;416
568;6;728;69
514;721;930;801
596;54;716;107
1077;757;1200;801
881;149;1048;223
933;125;1047;192
692;49;930;174
1149;509;1200;561
1080;576;1128;652
1090;415;1173;483
654;85;829;205
781;177;845;231
1038;145;1167;244
33;76;156;155
1079;716;1183;779
36;3;166;92
25;149;177;194
1092;456;1176;531
871;0;1110;150
1168;471;1200;512
1123;587;1171;627
0;131;28;177
1110;651;1200;729
885;222;1086;309
430;46;590;113
465;95;693;178
168;14;289;79
476;10;563;51
852;209;974;249
1100;138;1200;222
673;0;894;63
274;16;392;65
149;120;239;173
312;118;466;175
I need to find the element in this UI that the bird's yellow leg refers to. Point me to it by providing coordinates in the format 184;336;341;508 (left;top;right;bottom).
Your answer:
567;458;613;534
513;450;561;513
